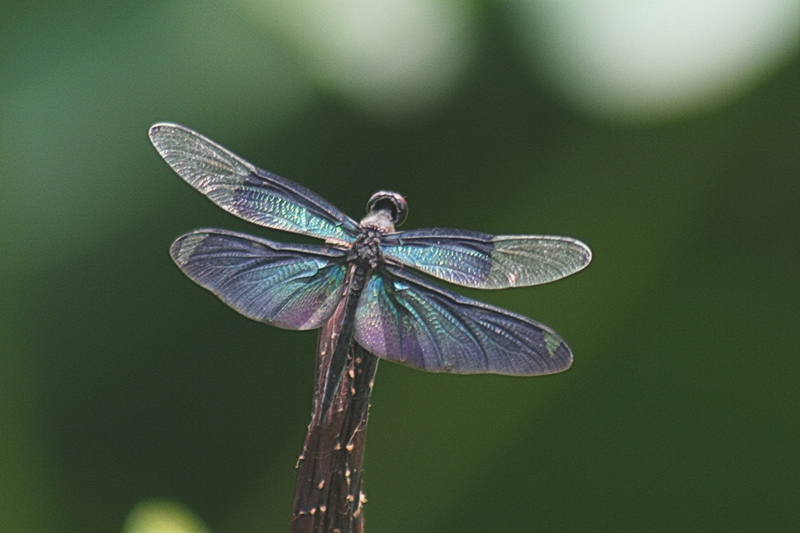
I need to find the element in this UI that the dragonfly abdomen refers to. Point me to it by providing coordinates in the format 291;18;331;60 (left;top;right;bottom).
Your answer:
320;263;373;414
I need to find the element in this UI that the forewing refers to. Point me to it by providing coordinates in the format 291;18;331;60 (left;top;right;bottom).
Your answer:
171;229;347;330
150;123;359;244
381;228;591;289
354;266;573;375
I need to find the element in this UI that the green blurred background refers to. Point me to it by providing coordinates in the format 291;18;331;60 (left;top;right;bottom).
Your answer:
2;1;799;531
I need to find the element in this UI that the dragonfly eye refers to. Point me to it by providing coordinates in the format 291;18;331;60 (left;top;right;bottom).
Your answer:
366;191;408;227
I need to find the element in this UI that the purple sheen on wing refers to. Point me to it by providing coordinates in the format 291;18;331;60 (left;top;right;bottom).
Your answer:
354;268;573;375
171;230;346;330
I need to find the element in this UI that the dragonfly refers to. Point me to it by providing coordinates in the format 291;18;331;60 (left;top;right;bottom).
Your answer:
151;123;592;412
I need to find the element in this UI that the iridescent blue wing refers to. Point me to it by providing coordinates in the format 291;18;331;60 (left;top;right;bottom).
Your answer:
150;123;359;245
354;266;572;375
380;229;591;289
171;229;347;330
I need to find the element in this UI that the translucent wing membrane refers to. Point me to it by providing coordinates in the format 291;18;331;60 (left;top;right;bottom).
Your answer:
150;123;359;244
381;229;591;289
354;266;573;375
171;230;347;330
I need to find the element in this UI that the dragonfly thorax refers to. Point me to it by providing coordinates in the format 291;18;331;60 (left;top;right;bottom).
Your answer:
348;227;385;269
350;191;406;268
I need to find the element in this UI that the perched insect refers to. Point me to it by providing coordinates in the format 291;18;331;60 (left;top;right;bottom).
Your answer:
151;123;591;410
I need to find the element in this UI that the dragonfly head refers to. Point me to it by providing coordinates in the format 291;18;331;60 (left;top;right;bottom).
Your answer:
363;191;408;231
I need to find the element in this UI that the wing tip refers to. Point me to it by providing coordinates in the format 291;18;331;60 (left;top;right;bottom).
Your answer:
170;232;208;267
542;332;574;374
148;123;163;139
578;239;593;269
553;236;592;272
149;122;172;141
555;344;574;373
148;122;191;149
